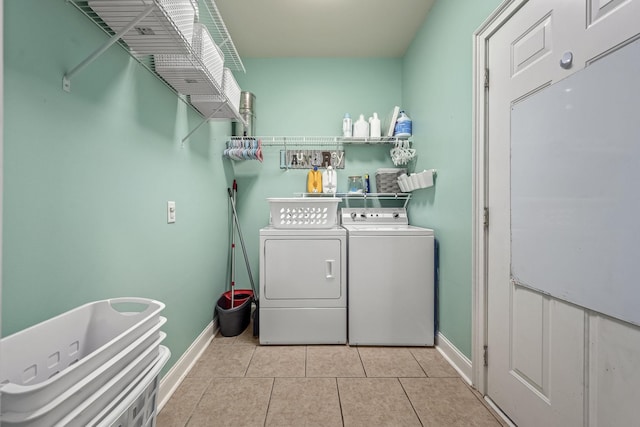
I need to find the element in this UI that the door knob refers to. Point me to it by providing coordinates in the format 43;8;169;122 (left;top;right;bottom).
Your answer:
560;51;573;69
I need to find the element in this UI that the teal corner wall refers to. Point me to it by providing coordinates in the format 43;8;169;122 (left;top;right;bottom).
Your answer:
230;57;404;291
3;0;235;375
402;0;502;358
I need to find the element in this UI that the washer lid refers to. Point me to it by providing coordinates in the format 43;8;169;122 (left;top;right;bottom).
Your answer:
342;224;434;236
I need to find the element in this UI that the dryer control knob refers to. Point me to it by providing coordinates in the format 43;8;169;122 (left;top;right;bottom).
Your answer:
350;212;357;220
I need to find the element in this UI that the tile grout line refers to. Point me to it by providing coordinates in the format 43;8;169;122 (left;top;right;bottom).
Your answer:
243;343;258;377
397;377;425;427
183;375;214;426
409;348;430;378
355;346;369;377
335;377;346;427
262;377;276;427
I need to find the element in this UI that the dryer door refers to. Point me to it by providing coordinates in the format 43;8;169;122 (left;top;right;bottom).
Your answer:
263;238;342;300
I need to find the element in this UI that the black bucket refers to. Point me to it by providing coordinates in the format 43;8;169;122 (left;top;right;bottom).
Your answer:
216;294;252;337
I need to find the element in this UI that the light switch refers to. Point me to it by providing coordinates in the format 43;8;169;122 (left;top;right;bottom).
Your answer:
167;201;176;223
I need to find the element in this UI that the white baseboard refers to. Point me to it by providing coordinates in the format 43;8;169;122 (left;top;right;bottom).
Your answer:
435;332;473;385
157;320;217;411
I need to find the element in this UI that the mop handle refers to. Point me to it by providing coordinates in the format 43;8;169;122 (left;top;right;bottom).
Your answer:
231;181;237;307
227;188;257;295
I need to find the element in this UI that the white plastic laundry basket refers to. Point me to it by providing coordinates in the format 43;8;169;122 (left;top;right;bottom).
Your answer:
267;198;342;229
190;67;242;117
155;22;225;95
88;0;197;55
0;333;166;426
0;317;166;417
0;298;164;414
90;346;170;427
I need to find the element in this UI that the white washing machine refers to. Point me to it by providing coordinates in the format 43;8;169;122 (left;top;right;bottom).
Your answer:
342;207;434;346
259;226;347;345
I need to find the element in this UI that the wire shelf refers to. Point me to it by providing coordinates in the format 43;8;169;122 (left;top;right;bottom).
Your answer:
230;136;411;147
198;0;244;73
66;0;245;126
293;192;412;208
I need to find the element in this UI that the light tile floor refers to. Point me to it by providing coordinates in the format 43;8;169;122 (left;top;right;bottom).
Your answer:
157;325;507;427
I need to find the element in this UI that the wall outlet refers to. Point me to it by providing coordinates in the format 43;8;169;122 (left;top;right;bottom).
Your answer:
167;201;176;223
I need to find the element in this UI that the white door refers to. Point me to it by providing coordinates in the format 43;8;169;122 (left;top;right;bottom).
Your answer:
485;1;640;425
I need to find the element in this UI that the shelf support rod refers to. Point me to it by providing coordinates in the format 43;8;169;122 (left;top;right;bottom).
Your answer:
63;4;155;93
181;104;225;146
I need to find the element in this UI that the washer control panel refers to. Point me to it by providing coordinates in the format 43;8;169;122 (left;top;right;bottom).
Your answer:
341;208;409;225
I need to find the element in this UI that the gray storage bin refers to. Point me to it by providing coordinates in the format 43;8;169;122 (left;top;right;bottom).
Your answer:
375;168;406;193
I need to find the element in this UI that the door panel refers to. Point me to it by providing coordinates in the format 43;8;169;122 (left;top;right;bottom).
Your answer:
588;0;629;24
588;313;640;425
511;13;552;76
263;239;342;300
511;285;547;394
485;0;640;425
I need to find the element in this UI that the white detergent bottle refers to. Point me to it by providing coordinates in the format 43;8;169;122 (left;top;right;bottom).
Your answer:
342;113;352;137
322;166;337;194
353;114;369;138
369;112;381;138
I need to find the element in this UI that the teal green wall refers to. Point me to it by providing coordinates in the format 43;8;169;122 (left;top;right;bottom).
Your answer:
3;0;503;372
402;0;502;357
3;0;235;374
231;58;404;292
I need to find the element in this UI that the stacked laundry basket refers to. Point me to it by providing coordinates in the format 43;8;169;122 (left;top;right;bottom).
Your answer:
0;298;169;426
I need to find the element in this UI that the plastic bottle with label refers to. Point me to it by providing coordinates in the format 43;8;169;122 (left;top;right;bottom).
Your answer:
353;114;369;138
307;166;322;193
369;113;381;138
342;113;352;138
394;110;412;138
322;166;337;194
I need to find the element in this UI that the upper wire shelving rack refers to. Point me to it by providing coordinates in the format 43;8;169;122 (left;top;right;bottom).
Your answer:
229;136;411;147
65;0;246;140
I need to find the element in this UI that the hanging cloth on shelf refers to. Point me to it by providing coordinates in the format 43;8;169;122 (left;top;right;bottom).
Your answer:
223;138;264;162
390;139;416;166
256;139;263;162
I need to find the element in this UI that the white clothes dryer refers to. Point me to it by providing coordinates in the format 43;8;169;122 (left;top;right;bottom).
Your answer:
342;208;435;346
259;226;347;345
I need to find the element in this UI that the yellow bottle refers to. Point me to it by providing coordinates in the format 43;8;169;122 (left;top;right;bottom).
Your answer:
307;166;323;193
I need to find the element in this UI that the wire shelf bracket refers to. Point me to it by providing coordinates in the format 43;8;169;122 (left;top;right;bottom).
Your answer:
181;102;225;146
64;0;247;137
63;4;155;92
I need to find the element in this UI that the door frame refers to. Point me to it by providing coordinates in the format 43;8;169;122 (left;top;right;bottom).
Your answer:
1;0;4;338
470;0;527;397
